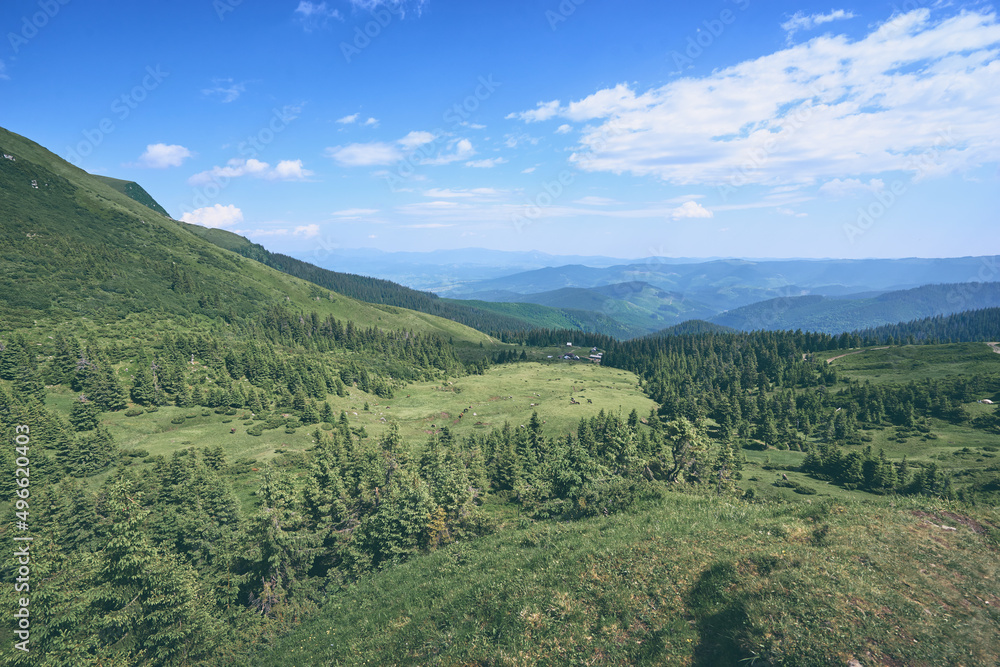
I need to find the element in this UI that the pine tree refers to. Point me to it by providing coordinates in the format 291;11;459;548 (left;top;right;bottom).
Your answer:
131;362;157;406
69;397;101;431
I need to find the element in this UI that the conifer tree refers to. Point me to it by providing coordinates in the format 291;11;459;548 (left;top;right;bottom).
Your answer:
69;397;101;431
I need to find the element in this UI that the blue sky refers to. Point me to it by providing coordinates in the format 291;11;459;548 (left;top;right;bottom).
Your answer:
2;0;999;262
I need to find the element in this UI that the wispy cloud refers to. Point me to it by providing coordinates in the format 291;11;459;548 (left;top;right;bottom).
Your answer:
188;158;313;184
327;131;439;166
332;208;380;217
295;1;343;30
782;9;856;41
202;78;247;103
337;113;360;124
508;10;1000;189
0;60;8;81
818;178;886;197
345;0;427;18
465;157;507;168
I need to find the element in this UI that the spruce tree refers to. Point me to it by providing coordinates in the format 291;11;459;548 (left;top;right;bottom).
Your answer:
69;398;101;431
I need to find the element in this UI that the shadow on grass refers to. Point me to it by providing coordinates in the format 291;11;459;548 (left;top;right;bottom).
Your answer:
684;555;785;666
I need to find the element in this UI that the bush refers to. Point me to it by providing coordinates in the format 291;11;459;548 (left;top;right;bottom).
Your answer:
170;416;186;424
120;448;149;458
247;424;265;436
124;407;144;417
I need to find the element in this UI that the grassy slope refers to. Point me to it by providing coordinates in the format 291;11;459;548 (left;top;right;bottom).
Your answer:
257;492;1000;666
91;174;170;216
255;342;1000;665
0;126;491;345
49;361;655;497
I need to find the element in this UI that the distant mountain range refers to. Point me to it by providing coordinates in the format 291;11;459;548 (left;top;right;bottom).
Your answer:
709;283;1000;333
426;256;999;336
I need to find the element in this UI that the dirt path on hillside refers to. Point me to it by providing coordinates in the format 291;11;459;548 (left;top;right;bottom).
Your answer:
825;346;890;365
988;342;1000;354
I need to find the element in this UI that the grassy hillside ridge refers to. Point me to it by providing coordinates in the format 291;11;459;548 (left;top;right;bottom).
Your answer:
91;175;170;217
710;283;1000;333
176;221;577;336
0;126;491;345
258;492;1000;666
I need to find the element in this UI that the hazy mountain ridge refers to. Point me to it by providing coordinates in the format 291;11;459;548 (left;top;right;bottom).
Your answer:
710;283;1000;333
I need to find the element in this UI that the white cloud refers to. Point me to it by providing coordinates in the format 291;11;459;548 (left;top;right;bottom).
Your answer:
507;10;1000;188
346;0;426;18
364;117;379;127
295;1;343;29
422;138;475;165
188;157;312;184
202;78;246;103
181;204;243;229
504;132;540;148
669;201;713;220
465;157;507;168
333;208;380;216
506;100;561;123
398;130;437;150
818;178;886;197
294;224;321;238
776;207;808;217
269;159;314;180
326;132;482;167
326;142;403;166
782;9;856;41
521;166;537;174
0;60;8;80
137;144;193;169
555;124;573;134
337;113;360;124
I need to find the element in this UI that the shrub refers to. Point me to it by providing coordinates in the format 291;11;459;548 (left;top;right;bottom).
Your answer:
124;407;144;417
247;424;264;436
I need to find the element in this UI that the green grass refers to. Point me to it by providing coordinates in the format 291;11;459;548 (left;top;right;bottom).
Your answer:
255;491;1000;665
352;361;655;446
829;343;1000;384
